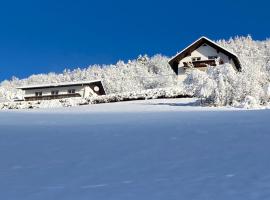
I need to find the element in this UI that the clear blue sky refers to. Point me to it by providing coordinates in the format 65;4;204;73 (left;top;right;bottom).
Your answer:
0;0;269;81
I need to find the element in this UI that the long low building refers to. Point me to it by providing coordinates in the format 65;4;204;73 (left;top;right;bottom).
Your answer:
17;80;106;101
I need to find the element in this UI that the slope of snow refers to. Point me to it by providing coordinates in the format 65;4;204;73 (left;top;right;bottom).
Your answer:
0;98;270;200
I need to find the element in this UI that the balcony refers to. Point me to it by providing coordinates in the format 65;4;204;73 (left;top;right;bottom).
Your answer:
183;59;218;69
24;93;81;101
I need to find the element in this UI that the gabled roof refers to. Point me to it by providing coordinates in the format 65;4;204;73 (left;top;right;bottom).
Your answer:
169;36;241;72
17;80;103;90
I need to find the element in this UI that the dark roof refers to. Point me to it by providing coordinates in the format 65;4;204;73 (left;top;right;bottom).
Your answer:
169;36;241;73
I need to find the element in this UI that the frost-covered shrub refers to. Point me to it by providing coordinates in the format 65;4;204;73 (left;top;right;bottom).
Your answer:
184;69;217;100
87;87;189;104
184;63;269;107
183;35;270;107
240;96;260;109
184;65;237;106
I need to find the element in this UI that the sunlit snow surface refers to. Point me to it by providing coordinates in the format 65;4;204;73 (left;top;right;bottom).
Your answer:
1;98;270;200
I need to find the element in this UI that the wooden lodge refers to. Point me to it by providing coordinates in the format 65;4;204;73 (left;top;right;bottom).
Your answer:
169;36;241;81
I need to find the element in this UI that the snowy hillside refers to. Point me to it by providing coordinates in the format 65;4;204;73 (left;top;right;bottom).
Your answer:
1;36;270;108
1;98;270;200
0;55;177;101
1;36;270;102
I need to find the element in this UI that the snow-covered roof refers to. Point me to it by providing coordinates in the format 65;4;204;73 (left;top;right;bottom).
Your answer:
17;80;102;90
170;36;238;61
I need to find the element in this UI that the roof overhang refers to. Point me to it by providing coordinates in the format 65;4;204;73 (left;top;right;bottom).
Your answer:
17;80;103;90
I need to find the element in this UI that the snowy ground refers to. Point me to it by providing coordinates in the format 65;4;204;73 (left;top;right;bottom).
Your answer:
1;98;270;200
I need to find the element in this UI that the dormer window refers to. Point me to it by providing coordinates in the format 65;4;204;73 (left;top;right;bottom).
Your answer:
35;92;42;97
192;57;201;62
51;90;59;95
208;56;218;60
68;89;76;94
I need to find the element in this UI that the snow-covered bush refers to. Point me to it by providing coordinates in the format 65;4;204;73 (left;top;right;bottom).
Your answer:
184;68;217;100
87;86;189;104
184;65;237;106
183;35;270;107
184;62;269;107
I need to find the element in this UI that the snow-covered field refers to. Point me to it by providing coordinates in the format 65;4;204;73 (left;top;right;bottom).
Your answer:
1;98;270;200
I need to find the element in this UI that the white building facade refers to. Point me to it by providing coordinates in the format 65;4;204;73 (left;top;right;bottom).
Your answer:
18;80;106;101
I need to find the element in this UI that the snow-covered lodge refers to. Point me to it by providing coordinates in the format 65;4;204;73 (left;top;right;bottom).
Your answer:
18;80;106;101
169;36;241;81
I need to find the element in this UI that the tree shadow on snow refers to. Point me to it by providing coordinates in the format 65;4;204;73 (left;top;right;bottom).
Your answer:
145;100;202;107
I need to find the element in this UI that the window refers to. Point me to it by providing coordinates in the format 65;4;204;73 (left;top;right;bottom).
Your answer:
35;92;42;97
51;90;59;95
68;89;76;94
94;86;100;92
192;57;201;62
208;56;218;60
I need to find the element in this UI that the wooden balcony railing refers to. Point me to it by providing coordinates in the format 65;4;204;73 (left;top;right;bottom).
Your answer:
183;59;218;68
24;93;81;101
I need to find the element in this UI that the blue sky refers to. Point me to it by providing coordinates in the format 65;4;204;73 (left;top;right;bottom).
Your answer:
0;0;269;81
